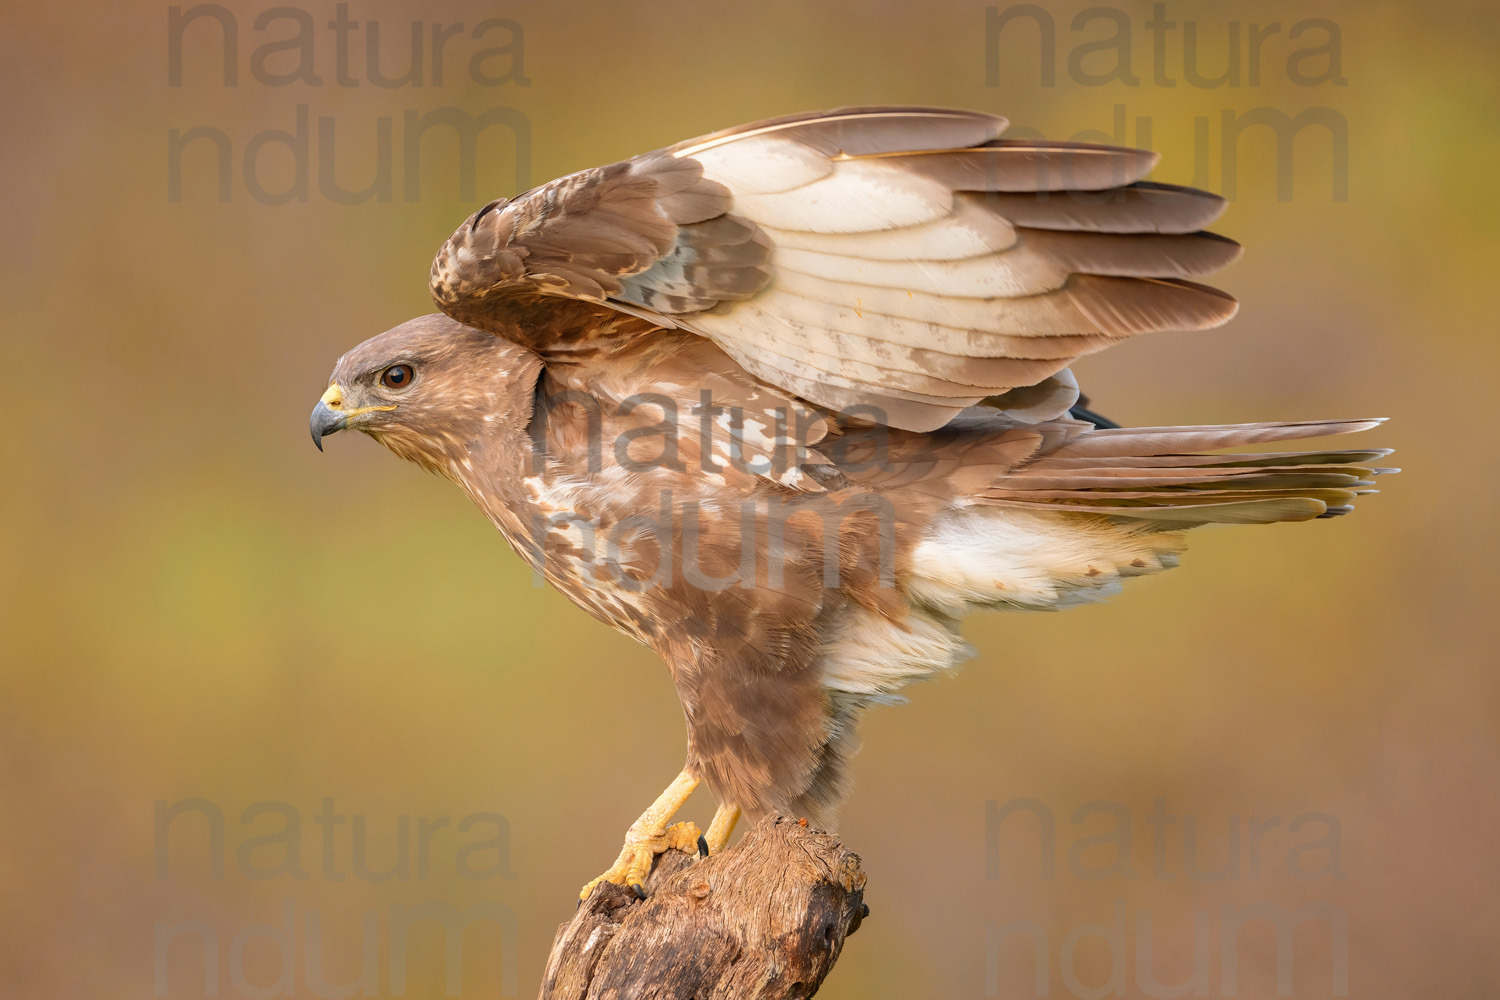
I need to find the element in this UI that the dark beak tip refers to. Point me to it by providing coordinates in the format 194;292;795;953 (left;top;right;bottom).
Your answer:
309;399;344;452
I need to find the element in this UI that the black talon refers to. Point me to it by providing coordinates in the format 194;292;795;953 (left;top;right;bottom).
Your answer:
631;883;647;900
697;834;709;858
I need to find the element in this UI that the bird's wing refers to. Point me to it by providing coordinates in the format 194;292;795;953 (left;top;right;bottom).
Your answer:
431;106;1241;432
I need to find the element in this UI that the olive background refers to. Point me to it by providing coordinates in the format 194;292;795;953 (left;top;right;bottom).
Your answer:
3;1;1497;996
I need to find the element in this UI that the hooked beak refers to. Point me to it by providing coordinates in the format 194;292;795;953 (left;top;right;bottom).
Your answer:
309;402;343;451
310;384;395;451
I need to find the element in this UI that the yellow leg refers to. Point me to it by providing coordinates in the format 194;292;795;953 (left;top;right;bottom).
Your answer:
580;768;702;900
703;802;741;854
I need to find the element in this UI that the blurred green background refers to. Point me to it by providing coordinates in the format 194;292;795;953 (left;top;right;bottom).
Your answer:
2;1;1497;996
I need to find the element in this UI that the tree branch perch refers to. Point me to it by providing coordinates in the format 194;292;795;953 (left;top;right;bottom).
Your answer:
539;816;868;999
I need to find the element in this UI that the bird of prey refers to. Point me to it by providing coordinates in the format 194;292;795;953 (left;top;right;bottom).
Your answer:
309;107;1388;899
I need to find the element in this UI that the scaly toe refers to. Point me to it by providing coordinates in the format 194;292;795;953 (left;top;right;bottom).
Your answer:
579;821;703;901
662;821;702;853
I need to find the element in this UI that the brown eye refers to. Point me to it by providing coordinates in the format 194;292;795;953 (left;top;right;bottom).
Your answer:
380;365;414;390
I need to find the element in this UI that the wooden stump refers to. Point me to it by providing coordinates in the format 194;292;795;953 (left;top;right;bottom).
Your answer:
539;816;868;999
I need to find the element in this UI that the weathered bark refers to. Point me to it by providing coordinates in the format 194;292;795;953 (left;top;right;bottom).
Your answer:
539;816;868;999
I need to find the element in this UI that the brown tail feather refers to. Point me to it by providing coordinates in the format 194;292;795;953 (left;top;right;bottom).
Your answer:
977;418;1390;525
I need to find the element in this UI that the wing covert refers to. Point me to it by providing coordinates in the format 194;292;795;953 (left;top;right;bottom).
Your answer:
430;106;1242;431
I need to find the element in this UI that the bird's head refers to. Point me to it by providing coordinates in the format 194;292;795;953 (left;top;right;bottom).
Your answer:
310;313;541;476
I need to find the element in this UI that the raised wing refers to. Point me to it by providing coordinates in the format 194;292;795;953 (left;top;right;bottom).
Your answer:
430;107;1241;431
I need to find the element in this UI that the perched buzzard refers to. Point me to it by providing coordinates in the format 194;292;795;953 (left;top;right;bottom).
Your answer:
309;107;1388;898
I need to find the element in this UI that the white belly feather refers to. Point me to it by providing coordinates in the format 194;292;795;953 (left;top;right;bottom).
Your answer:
819;507;1187;700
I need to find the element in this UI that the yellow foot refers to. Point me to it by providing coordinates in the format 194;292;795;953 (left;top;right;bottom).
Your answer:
579;768;704;901
580;820;702;900
703;802;741;854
